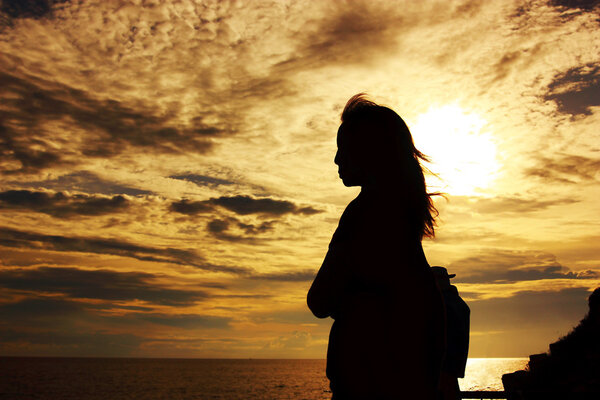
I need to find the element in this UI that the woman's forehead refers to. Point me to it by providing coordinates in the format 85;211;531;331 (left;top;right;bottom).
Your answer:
337;122;358;141
336;124;349;146
337;121;370;147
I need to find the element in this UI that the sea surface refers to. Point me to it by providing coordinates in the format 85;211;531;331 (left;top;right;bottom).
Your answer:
0;357;528;400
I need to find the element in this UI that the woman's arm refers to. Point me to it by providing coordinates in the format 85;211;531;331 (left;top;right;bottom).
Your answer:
307;247;349;319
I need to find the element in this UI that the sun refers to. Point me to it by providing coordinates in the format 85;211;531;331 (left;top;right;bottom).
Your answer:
410;105;499;196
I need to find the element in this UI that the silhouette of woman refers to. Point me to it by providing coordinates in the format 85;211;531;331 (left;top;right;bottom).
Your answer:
307;94;446;399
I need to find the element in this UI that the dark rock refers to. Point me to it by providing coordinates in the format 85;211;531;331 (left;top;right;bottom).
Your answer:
501;287;600;399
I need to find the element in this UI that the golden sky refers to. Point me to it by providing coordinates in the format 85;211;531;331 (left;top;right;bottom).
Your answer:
1;0;599;358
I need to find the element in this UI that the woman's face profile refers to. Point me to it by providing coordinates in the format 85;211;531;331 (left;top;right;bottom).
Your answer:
335;122;367;187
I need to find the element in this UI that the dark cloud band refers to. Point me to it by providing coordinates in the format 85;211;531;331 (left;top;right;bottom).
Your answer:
8;171;153;196
0;226;249;274
0;190;129;217
170;195;321;216
0;266;208;306
170;174;234;187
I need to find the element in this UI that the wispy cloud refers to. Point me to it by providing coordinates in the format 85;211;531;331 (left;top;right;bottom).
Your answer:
526;154;600;183
0;327;144;357
0;190;130;218
448;195;579;214
449;249;598;284
0;226;248;274
252;269;316;282
0;266;212;305
7;171;153;196
0;71;221;174
169;173;234;188
136;313;230;329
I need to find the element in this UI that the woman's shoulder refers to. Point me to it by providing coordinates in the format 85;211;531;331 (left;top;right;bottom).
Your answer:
329;196;361;246
331;190;414;245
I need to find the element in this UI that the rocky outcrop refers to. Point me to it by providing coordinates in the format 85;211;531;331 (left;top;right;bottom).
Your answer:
502;287;600;400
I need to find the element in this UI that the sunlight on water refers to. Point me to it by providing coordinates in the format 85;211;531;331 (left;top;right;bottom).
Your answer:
1;357;529;399
459;358;528;391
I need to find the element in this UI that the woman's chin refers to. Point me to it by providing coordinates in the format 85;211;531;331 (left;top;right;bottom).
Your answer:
340;176;362;187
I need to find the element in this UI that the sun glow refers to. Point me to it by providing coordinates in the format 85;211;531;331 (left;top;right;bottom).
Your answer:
410;105;499;196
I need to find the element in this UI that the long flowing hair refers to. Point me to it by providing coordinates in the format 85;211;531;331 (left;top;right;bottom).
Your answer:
341;93;441;239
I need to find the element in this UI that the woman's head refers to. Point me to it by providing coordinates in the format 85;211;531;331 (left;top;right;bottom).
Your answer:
335;93;439;238
336;94;426;184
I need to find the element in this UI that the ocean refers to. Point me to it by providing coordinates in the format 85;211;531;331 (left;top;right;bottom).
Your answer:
0;357;527;399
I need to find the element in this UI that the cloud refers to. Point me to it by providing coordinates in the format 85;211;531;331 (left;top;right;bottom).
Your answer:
204;216;276;242
9;171;153;196
0;122;65;173
0;70;222;174
169;199;213;215
0;296;84;320
469;287;592;331
0;300;232;357
0;328;144;357
448;195;579;214
251;309;326;325
449;249;598;284
253;269;316;282
0;266;209;305
491;43;545;83
205;218;249;243
274;1;432;74
170;195;321;217
169;173;234;187
213;195;321;216
0;295;231;356
207;219;228;234
0;296;231;329
236;220;274;235
137;313;230;329
0;190;129;217
466;286;595;356
264;330;313;351
0;0;57;20
213;195;297;215
0;226;249;274
431;226;513;245
548;0;600;12
525;154;600;183
544;62;600;116
0;0;598;359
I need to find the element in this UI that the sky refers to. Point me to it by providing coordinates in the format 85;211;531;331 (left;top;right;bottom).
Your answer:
0;0;599;359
